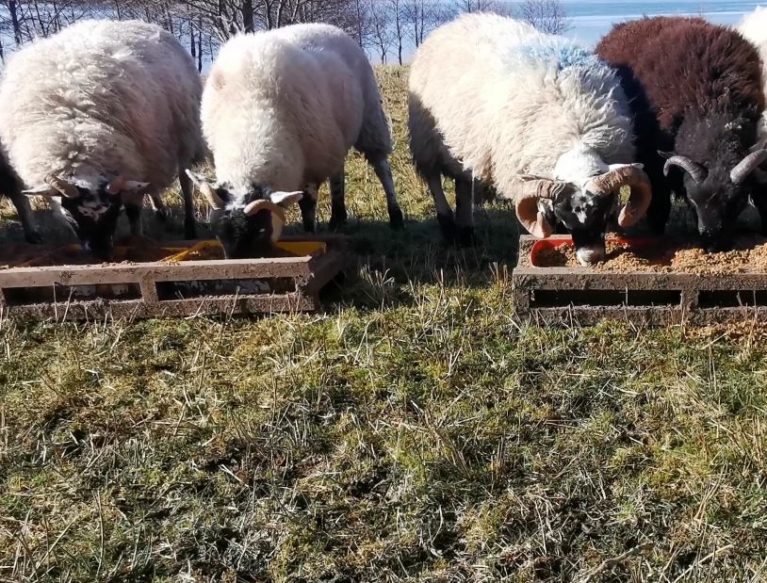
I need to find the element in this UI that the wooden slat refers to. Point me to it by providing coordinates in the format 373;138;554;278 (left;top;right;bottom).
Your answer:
0;292;318;322
0;237;346;321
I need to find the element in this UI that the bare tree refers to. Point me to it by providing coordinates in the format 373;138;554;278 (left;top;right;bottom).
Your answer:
367;0;393;63
517;0;569;34
455;0;513;15
402;0;449;49
0;0;446;67
387;0;404;64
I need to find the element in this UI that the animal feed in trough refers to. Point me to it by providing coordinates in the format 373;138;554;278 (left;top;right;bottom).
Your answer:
513;235;767;325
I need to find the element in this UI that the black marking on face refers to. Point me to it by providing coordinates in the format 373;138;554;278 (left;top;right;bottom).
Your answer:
674;115;759;252
210;185;276;259
59;184;123;260
551;188;615;260
685;170;749;252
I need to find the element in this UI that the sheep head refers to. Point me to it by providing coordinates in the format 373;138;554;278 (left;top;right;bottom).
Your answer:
515;164;652;266
22;174;149;260
185;170;302;259
661;113;765;252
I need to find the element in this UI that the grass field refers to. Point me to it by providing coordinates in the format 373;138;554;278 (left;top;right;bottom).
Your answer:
3;67;767;582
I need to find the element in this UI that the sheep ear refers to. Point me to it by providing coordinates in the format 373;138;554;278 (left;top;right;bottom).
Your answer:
22;185;55;196
270;191;303;207
106;176;149;195
123;181;150;192
185;169;225;209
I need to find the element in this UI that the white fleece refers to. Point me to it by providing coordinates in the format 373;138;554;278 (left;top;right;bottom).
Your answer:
738;8;767;137
408;13;637;199
201;23;392;204
0;19;203;192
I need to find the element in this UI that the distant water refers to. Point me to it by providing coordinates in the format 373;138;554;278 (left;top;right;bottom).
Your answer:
563;0;763;46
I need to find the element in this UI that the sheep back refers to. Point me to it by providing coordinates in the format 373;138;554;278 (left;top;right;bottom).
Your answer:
0;19;202;191
202;23;386;196
597;17;764;140
408;13;635;199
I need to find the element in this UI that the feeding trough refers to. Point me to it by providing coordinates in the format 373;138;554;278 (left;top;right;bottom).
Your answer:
513;234;767;325
0;235;346;321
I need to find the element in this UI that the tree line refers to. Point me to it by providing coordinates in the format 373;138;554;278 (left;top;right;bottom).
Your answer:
0;0;569;67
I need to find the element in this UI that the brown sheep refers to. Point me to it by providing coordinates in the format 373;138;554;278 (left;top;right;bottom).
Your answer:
597;17;767;251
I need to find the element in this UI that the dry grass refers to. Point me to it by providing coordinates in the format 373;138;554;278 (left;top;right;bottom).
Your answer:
2;67;767;582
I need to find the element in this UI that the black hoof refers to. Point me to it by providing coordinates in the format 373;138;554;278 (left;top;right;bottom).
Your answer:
388;206;405;230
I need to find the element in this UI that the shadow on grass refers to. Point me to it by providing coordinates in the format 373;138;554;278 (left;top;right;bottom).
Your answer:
314;206;521;311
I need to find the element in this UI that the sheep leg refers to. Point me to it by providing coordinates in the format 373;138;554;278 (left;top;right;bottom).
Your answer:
178;167;197;239
647;187;672;235
455;178;476;246
9;192;41;243
426;174;457;242
299;184;318;232
146;190;167;223
125;202;143;237
328;172;347;231
370;157;404;230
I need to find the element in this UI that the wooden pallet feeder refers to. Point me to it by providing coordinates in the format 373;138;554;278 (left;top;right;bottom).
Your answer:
513;234;767;325
0;236;346;321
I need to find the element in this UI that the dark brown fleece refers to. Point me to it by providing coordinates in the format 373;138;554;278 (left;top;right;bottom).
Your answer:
597;17;764;138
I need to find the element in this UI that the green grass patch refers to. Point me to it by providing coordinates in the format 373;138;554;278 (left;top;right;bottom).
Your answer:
2;67;767;582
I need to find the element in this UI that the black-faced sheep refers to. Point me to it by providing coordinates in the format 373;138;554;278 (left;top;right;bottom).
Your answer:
0;19;204;260
188;23;404;259
597;17;767;251
408;13;651;264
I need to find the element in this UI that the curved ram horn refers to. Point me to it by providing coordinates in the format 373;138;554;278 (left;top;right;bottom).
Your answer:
45;174;79;198
243;198;286;220
663;156;706;184
587;164;653;228
185;169;224;210
514;177;571;239
730;149;767;185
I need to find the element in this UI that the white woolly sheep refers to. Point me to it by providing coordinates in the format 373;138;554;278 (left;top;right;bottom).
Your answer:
739;8;767;138
187;23;404;259
408;13;651;264
0;19;204;259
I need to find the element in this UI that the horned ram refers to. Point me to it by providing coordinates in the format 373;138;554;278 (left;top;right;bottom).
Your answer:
597;17;767;251
407;13;651;265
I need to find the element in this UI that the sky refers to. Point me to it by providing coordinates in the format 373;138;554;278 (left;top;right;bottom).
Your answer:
559;0;762;46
